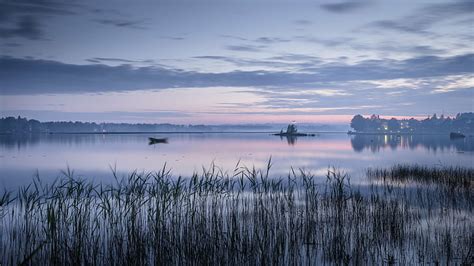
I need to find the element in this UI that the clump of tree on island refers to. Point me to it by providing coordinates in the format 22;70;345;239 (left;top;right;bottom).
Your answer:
350;113;473;134
274;124;316;137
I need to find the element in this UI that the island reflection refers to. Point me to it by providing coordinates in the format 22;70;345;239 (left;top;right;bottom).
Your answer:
350;134;473;153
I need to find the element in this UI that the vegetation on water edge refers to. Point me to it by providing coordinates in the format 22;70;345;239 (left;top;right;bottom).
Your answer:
367;164;473;189
0;116;274;134
1;162;473;265
350;112;474;134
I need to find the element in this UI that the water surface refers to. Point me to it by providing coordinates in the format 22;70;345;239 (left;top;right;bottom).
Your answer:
1;133;472;189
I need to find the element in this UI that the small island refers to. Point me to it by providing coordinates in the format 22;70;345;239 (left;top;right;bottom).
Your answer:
273;124;316;137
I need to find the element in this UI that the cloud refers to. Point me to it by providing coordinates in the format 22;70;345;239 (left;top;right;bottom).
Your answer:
0;56;295;94
195;53;324;71
86;57;155;64
221;37;291;56
219;35;249;41
225;44;266;52
159;36;186;41
0;0;76;40
253;37;291;44
0;16;42;40
371;20;424;35
295;35;446;56
357;74;474;94
432;75;474;93
370;0;473;35
193;55;318;71
0;0;75;20
222;37;290;55
0;110;192;122
307;89;352;97
293;19;312;25
209;77;472;116
193;56;229;60
0;53;472;95
295;36;353;47
3;42;21;47
359;78;429;89
94;19;147;29
320;1;371;13
0;1;148;40
350;43;448;56
377;44;446;55
269;54;322;63
298;54;474;82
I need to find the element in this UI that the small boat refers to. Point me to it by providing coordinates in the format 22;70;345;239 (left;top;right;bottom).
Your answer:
148;137;168;145
449;132;465;139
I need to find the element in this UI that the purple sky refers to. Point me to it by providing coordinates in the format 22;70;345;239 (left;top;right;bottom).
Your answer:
0;0;473;124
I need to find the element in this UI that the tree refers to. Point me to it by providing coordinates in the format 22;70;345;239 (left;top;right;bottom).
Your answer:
387;118;400;132
350;115;366;132
286;124;297;134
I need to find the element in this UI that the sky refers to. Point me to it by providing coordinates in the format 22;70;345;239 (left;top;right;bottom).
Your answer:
0;0;473;124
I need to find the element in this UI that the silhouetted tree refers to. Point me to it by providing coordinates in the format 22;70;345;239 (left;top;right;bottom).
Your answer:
387;118;400;131
286;124;297;134
349;113;474;133
350;115;366;131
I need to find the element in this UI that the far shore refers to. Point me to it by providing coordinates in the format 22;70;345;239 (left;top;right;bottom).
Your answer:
1;131;471;136
0;131;348;135
347;131;464;136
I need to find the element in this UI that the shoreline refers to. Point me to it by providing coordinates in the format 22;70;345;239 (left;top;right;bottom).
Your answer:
0;131;348;135
347;131;451;136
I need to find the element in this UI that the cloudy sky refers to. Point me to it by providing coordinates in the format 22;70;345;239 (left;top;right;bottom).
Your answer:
0;0;473;124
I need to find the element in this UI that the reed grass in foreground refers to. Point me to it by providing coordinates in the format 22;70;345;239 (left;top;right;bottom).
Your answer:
1;162;473;265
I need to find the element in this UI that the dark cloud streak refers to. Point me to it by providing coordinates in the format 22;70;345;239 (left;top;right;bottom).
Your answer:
193;55;317;70
0;16;42;40
94;19;148;29
0;0;77;40
225;44;266;52
293;19;312;25
87;57;155;64
370;0;473;34
320;1;371;13
0;53;472;95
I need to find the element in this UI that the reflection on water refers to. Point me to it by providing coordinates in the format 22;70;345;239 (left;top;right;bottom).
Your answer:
350;134;474;153
0;133;472;189
278;135;298;145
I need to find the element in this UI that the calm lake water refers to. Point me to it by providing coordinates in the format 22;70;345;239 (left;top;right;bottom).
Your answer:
1;133;473;189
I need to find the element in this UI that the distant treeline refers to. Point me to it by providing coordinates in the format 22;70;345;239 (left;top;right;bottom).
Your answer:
0;116;274;133
350;113;474;133
0;116;349;134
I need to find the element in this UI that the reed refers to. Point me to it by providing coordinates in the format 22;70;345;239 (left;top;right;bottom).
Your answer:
1;162;472;265
367;164;473;188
